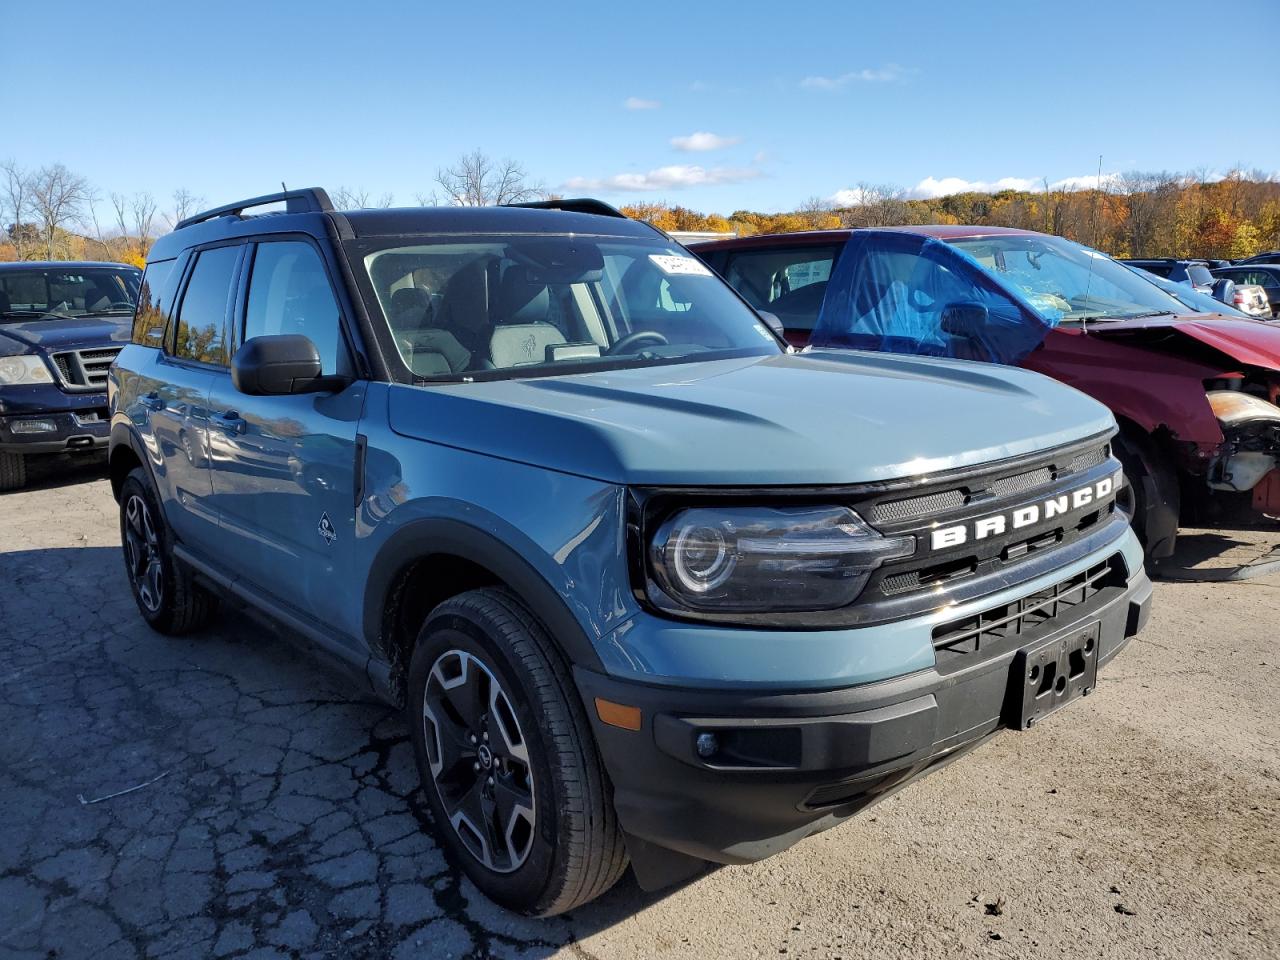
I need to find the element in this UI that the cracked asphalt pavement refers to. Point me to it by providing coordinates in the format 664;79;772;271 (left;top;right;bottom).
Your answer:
1;458;1277;959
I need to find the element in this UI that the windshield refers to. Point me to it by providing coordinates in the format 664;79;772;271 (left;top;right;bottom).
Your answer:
0;267;141;322
1129;267;1249;318
949;235;1185;322
360;236;779;380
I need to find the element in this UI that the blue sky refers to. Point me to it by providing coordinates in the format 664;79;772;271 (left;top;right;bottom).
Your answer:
5;0;1278;215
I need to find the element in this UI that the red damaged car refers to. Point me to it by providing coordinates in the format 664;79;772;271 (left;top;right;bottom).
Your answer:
692;226;1280;559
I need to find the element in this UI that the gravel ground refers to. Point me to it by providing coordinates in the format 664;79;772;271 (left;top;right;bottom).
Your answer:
1;458;1276;960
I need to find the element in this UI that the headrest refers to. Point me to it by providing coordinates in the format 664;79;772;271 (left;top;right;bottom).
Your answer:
496;268;550;325
389;286;430;319
438;257;496;333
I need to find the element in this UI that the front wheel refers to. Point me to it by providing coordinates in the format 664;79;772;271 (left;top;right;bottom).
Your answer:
1112;430;1180;561
0;451;26;491
118;467;218;634
407;588;628;916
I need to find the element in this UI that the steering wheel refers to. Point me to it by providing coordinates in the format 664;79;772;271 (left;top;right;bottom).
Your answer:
608;330;669;355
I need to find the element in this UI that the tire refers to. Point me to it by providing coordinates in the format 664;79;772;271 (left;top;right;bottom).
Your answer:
1112;429;1180;560
0;451;26;491
407;588;628;916
118;467;218;634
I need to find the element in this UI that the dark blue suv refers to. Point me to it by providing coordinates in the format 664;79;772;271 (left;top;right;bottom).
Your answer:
108;189;1151;915
0;261;139;489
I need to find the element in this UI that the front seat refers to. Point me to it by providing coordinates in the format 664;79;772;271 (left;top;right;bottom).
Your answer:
387;286;432;334
488;269;566;367
435;257;499;358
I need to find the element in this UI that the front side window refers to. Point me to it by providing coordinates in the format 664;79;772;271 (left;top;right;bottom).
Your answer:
0;267;140;322
950;235;1185;323
359;236;778;380
723;246;840;333
244;241;348;375
172;246;239;365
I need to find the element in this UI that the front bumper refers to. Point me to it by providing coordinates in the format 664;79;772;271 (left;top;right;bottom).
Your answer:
0;385;110;453
575;556;1152;871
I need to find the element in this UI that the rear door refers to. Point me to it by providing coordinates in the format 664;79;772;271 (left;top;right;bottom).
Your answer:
148;244;242;545
205;237;365;639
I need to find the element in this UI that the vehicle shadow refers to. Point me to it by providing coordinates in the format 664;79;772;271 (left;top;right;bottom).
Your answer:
0;543;697;958
1153;524;1280;582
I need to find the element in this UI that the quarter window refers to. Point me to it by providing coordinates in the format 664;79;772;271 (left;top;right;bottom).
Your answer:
244;241;348;375
132;259;177;347
173;246;239;365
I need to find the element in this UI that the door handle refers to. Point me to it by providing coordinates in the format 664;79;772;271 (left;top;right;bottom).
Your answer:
217;411;247;435
141;392;164;412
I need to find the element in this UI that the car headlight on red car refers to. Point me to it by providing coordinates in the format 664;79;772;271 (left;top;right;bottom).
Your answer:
647;505;914;614
0;355;54;386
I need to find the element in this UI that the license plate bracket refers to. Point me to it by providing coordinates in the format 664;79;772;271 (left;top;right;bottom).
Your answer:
1010;622;1100;730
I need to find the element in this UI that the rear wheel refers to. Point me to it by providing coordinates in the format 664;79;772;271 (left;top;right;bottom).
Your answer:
407;588;628;916
1113;430;1180;560
0;451;26;491
119;467;218;634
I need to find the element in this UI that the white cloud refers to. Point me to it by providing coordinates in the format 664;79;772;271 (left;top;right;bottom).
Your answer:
563;164;763;193
669;131;742;152
801;65;911;89
624;96;660;110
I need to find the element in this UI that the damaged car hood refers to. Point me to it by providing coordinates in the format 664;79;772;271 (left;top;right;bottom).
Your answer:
1077;313;1280;371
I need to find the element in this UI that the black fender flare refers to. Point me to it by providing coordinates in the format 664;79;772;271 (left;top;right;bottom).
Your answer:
362;517;606;673
108;421;156;503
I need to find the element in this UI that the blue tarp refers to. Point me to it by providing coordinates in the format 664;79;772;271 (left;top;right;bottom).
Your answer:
810;231;1059;365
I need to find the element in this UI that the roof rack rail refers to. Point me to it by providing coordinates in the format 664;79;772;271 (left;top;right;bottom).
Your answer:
503;198;627;219
175;188;334;230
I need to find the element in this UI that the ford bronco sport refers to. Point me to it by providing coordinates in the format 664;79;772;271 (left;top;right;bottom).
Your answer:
0;261;139;489
109;189;1151;916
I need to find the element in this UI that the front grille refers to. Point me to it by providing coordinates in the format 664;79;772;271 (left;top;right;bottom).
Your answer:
931;555;1124;658
859;438;1119;607
50;347;122;392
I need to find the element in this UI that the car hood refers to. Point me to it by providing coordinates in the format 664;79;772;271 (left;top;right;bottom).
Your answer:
0;316;131;353
387;351;1115;486
1082;313;1280;370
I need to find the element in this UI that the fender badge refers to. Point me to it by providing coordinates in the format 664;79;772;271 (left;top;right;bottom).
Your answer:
318;512;337;545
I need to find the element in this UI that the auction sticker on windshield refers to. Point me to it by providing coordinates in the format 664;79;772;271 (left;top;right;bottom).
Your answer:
650;254;713;276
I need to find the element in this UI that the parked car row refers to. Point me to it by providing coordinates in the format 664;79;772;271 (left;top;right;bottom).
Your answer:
6;187;1275;918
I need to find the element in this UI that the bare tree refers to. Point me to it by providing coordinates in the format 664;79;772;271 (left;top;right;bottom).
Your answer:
797;195;835;229
131;192;157;247
166;188;205;229
29;164;92;259
331;187;396;210
2;159;33;259
435;150;544;206
838;182;907;228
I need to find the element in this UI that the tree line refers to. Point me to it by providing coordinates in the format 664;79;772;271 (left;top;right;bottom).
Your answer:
621;169;1280;260
0;151;545;266
5;157;1277;265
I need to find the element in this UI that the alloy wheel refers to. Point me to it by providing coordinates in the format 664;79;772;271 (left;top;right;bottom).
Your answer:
123;494;164;613
422;649;536;873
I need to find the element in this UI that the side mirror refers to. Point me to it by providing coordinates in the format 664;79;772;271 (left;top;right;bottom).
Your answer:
757;310;786;338
1210;278;1236;305
940;301;990;337
231;335;324;396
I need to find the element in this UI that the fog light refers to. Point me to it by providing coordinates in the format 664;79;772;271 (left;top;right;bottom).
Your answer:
695;732;718;758
10;419;57;434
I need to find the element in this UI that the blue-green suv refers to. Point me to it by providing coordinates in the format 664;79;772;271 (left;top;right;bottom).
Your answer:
108;189;1152;915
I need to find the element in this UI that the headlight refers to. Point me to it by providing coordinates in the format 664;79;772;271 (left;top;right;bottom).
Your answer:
1207;390;1280;426
0;355;54;386
647;505;914;614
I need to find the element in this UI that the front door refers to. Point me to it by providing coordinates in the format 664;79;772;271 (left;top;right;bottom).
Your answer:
205;238;365;642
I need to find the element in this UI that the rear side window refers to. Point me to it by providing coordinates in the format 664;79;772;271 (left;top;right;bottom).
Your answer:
723;246;840;332
132;259;177;347
172;246;239;365
1186;264;1214;286
244;241;349;376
